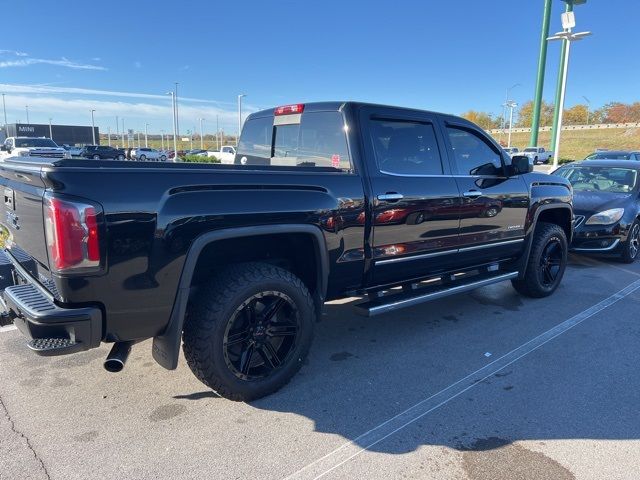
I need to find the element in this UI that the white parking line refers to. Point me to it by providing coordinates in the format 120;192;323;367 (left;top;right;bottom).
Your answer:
0;325;17;333
283;278;640;480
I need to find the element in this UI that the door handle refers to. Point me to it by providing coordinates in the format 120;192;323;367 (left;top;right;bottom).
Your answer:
463;190;483;198
377;193;404;202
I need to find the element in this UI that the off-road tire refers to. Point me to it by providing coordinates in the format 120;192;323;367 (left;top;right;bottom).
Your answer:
182;262;315;401
512;222;568;298
620;220;640;264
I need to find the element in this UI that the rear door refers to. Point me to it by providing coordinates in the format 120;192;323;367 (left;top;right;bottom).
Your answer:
359;106;462;286
441;120;529;264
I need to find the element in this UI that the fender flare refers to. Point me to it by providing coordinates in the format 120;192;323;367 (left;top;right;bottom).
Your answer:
516;203;573;279
152;224;329;370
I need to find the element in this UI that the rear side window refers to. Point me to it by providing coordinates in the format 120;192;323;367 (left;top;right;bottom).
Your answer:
369;119;443;175
237;111;351;170
446;126;503;176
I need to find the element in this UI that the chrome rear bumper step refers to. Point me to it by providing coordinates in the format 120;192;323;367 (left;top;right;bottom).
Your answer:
354;271;519;317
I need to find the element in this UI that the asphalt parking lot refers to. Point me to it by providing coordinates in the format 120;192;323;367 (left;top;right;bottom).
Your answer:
1;253;640;480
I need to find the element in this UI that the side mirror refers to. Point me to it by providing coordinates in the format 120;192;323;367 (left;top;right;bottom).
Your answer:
511;155;533;175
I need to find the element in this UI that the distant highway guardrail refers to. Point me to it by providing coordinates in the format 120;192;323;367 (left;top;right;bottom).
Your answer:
488;122;640;134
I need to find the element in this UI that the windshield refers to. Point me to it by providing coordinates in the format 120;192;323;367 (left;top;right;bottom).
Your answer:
13;138;59;148
555;166;638;193
523;148;537;153
585;152;631;160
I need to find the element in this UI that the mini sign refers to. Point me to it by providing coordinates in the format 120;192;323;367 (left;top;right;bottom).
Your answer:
331;154;341;168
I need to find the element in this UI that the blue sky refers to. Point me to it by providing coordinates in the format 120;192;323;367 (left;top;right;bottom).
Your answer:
1;0;637;135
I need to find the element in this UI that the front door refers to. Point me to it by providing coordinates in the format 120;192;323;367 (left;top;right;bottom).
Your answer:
360;107;462;286
442;122;529;265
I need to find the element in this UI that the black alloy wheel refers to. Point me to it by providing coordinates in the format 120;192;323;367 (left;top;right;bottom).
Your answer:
223;291;300;381
539;237;563;287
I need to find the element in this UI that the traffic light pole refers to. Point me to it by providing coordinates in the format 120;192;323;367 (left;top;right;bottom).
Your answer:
529;0;553;147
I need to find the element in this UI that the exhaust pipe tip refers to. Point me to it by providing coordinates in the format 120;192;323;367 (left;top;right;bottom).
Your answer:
104;358;125;373
104;341;134;373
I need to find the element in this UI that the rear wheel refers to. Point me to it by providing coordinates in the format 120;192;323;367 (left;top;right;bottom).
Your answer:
621;220;640;264
139;154;146;161
512;222;568;298
117;154;125;161
92;154;100;160
183;262;315;401
160;155;167;161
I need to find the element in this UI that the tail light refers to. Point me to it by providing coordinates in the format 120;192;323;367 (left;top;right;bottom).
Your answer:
44;195;102;273
274;104;305;116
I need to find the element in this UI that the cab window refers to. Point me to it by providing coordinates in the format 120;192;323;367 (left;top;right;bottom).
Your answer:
447;126;503;176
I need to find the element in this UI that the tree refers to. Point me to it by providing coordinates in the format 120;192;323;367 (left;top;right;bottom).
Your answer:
517;100;554;128
461;110;500;130
564;104;589;125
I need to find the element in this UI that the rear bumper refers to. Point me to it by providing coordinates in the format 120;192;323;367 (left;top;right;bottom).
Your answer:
0;250;102;356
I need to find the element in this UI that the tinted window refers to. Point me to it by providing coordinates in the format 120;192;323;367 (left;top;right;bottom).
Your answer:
238;111;351;170
236;116;272;164
14;138;59;148
447;127;503;176
369;119;443;175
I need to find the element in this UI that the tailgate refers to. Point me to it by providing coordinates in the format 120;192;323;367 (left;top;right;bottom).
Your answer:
0;161;50;276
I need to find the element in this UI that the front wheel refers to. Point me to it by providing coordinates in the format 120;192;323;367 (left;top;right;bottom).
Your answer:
621;220;640;264
183;262;315;401
512;222;568;298
160;155;167;161
117;154;125;161
139;154;146;161
92;154;100;160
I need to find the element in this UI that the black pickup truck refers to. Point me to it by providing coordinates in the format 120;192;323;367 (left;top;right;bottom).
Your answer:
0;102;573;400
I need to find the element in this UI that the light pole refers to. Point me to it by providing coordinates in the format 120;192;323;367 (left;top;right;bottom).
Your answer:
145;123;149;147
237;94;246;146
501;83;520;139
137;131;141;148
166;91;178;162
1;94;7;126
547;11;591;167
199;118;204;150
108;126;111;147
216;115;220;150
90;109;96;144
506;101;518;148
122;118;127;149
174;82;180;136
48;118;53;139
161;129;165;150
582;95;591;124
116;116;119;148
25;105;30;124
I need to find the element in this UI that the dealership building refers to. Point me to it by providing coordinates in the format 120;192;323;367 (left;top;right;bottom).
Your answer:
1;123;99;146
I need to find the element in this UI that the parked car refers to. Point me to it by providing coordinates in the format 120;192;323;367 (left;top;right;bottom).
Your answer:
131;147;167;161
0;137;70;161
521;146;553;165
0;101;572;401
61;144;83;156
584;150;640;161
555;160;640;262
207;145;236;164
503;147;520;157
81;145;126;161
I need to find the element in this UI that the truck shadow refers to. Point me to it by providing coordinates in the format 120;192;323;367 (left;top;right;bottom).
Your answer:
241;266;640;456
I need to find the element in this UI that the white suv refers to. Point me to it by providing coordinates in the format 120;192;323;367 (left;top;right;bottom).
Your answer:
131;147;166;161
